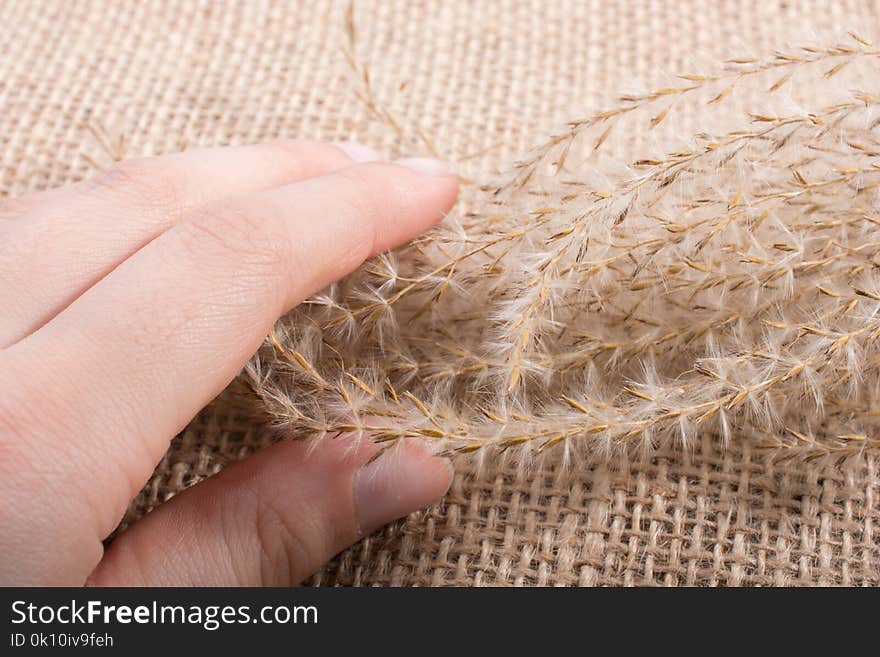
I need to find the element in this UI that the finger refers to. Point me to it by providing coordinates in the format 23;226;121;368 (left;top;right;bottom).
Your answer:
0;140;375;347
88;437;453;586
1;159;457;584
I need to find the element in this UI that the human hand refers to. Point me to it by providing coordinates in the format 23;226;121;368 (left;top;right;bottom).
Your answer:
0;141;458;585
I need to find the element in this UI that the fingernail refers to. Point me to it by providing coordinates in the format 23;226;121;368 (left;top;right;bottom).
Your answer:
334;141;382;162
395;157;453;176
352;442;453;535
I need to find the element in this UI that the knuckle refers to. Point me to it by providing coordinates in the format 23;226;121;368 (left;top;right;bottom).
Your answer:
250;493;323;585
88;157;183;215
265;137;322;157
335;165;380;208
329;167;382;252
176;203;288;276
264;139;349;178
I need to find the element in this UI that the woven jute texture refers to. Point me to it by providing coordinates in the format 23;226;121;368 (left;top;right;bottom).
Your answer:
3;0;879;585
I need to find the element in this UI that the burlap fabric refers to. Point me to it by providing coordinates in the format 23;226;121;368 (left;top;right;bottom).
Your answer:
2;0;879;586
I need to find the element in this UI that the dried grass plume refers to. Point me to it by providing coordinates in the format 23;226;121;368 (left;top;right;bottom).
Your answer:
244;27;880;468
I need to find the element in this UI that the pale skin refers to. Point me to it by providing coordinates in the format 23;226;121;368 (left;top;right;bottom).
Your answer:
0;140;459;585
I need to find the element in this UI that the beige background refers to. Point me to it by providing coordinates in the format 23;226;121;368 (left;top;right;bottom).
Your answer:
2;0;879;585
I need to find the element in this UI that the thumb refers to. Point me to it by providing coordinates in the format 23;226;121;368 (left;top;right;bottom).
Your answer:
88;437;452;585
